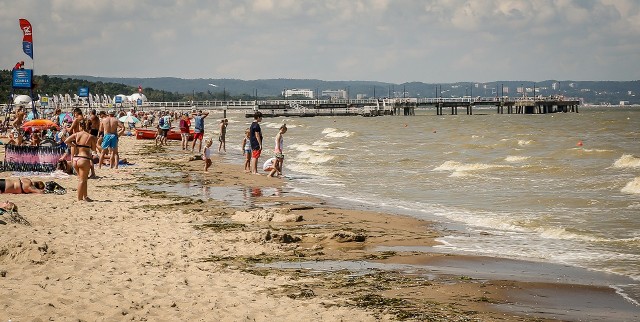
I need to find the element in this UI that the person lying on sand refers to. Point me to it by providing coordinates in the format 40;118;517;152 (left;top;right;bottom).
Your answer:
0;177;45;194
0;201;18;213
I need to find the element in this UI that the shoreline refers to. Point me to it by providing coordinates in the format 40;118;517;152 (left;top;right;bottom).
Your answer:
1;136;638;320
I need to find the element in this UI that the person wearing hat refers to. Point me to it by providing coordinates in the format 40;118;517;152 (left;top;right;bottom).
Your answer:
98;109;124;169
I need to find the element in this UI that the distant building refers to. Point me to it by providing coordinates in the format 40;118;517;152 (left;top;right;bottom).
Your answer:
356;94;368;99
322;89;347;99
620;101;630;105
283;89;314;98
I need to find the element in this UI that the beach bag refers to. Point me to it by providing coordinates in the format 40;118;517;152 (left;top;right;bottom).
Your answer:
159;117;165;127
44;181;66;195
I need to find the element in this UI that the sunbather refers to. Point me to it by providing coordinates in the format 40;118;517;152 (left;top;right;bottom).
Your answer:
0;177;45;194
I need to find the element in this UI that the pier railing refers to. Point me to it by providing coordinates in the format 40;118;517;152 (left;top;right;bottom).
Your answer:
1;96;581;117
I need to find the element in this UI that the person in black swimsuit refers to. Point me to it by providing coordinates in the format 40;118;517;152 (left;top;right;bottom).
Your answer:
64;119;97;201
0;178;45;194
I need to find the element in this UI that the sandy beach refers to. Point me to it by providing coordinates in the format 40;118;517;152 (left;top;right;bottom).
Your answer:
1;135;638;321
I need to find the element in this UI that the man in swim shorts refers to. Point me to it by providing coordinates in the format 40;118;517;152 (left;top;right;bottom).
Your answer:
98;109;124;169
249;112;263;174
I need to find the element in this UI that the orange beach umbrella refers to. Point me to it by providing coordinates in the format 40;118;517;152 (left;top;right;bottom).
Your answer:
21;119;60;133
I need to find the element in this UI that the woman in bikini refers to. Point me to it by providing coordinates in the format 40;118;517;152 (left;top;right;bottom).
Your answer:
0;177;45;194
65;119;97;201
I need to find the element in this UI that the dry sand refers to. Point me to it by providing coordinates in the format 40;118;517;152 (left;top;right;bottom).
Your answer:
1;136;638;321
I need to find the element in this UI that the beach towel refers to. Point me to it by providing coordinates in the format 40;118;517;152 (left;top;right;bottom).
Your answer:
3;144;66;173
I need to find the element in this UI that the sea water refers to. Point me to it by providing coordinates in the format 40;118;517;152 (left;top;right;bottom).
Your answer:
210;106;639;291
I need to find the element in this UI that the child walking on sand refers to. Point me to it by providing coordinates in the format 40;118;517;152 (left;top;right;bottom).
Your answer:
241;128;251;173
204;139;213;172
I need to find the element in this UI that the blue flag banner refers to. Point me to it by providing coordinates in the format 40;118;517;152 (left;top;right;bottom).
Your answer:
22;41;33;59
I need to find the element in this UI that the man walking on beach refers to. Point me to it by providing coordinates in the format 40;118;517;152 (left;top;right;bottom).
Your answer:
249;112;263;174
99;109;124;169
191;110;209;153
157;111;172;146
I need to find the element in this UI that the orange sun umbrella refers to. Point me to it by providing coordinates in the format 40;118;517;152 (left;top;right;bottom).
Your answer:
21;119;60;133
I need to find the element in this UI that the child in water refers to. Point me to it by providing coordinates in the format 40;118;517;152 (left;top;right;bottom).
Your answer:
204;139;213;172
241;128;251;173
273;124;287;177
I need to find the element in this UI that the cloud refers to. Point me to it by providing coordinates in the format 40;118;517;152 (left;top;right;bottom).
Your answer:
1;0;639;82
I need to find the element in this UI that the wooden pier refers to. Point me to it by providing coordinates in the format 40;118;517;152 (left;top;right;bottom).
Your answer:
241;97;581;118
3;96;580;118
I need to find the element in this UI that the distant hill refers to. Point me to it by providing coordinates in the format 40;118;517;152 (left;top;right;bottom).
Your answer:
62;76;640;105
3;72;637;104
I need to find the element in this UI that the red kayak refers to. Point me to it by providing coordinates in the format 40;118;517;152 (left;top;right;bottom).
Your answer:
135;128;194;141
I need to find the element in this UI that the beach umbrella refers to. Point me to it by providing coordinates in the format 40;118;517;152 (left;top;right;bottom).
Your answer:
119;115;140;124
21;119;60;133
59;112;73;125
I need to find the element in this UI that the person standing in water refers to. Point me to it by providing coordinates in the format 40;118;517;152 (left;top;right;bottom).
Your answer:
272;124;287;177
241;128;251;173
218;119;228;153
191;110;209;153
249;112;263;174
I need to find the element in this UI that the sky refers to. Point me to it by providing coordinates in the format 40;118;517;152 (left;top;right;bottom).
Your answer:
1;0;639;83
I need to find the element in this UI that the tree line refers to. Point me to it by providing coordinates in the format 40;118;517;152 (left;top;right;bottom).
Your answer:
0;70;235;103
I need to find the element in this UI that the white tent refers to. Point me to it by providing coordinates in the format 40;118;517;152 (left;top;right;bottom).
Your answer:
113;94;129;103
129;93;147;102
13;95;32;105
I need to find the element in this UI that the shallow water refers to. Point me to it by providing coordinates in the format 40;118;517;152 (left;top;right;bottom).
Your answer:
222;108;639;269
158;106;640;304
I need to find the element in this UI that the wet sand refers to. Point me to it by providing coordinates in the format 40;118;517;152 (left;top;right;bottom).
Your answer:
0;135;638;321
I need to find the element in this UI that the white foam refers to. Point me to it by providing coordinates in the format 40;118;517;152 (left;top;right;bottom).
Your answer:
621;177;640;194
322;128;354;138
505;155;530;163
611;284;640;307
582;148;612;153
518;139;533;146
433;161;510;175
613;154;640;169
286;163;330;177
293;151;335;164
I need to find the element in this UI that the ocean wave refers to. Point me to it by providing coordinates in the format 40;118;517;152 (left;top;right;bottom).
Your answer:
518;140;533;146
505;156;530;163
261;121;301;129
322;128;354;138
621;177;640;194
613;154;640;169
582;148;613;153
286;163;330;177
289;143;328;152
293;151;335;164
433;161;510;174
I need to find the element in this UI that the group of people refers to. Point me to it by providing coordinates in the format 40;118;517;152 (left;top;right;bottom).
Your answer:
15;107;124;201
242;111;287;177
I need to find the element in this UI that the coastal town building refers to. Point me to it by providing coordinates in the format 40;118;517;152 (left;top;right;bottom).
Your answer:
322;89;347;99
282;89;313;98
